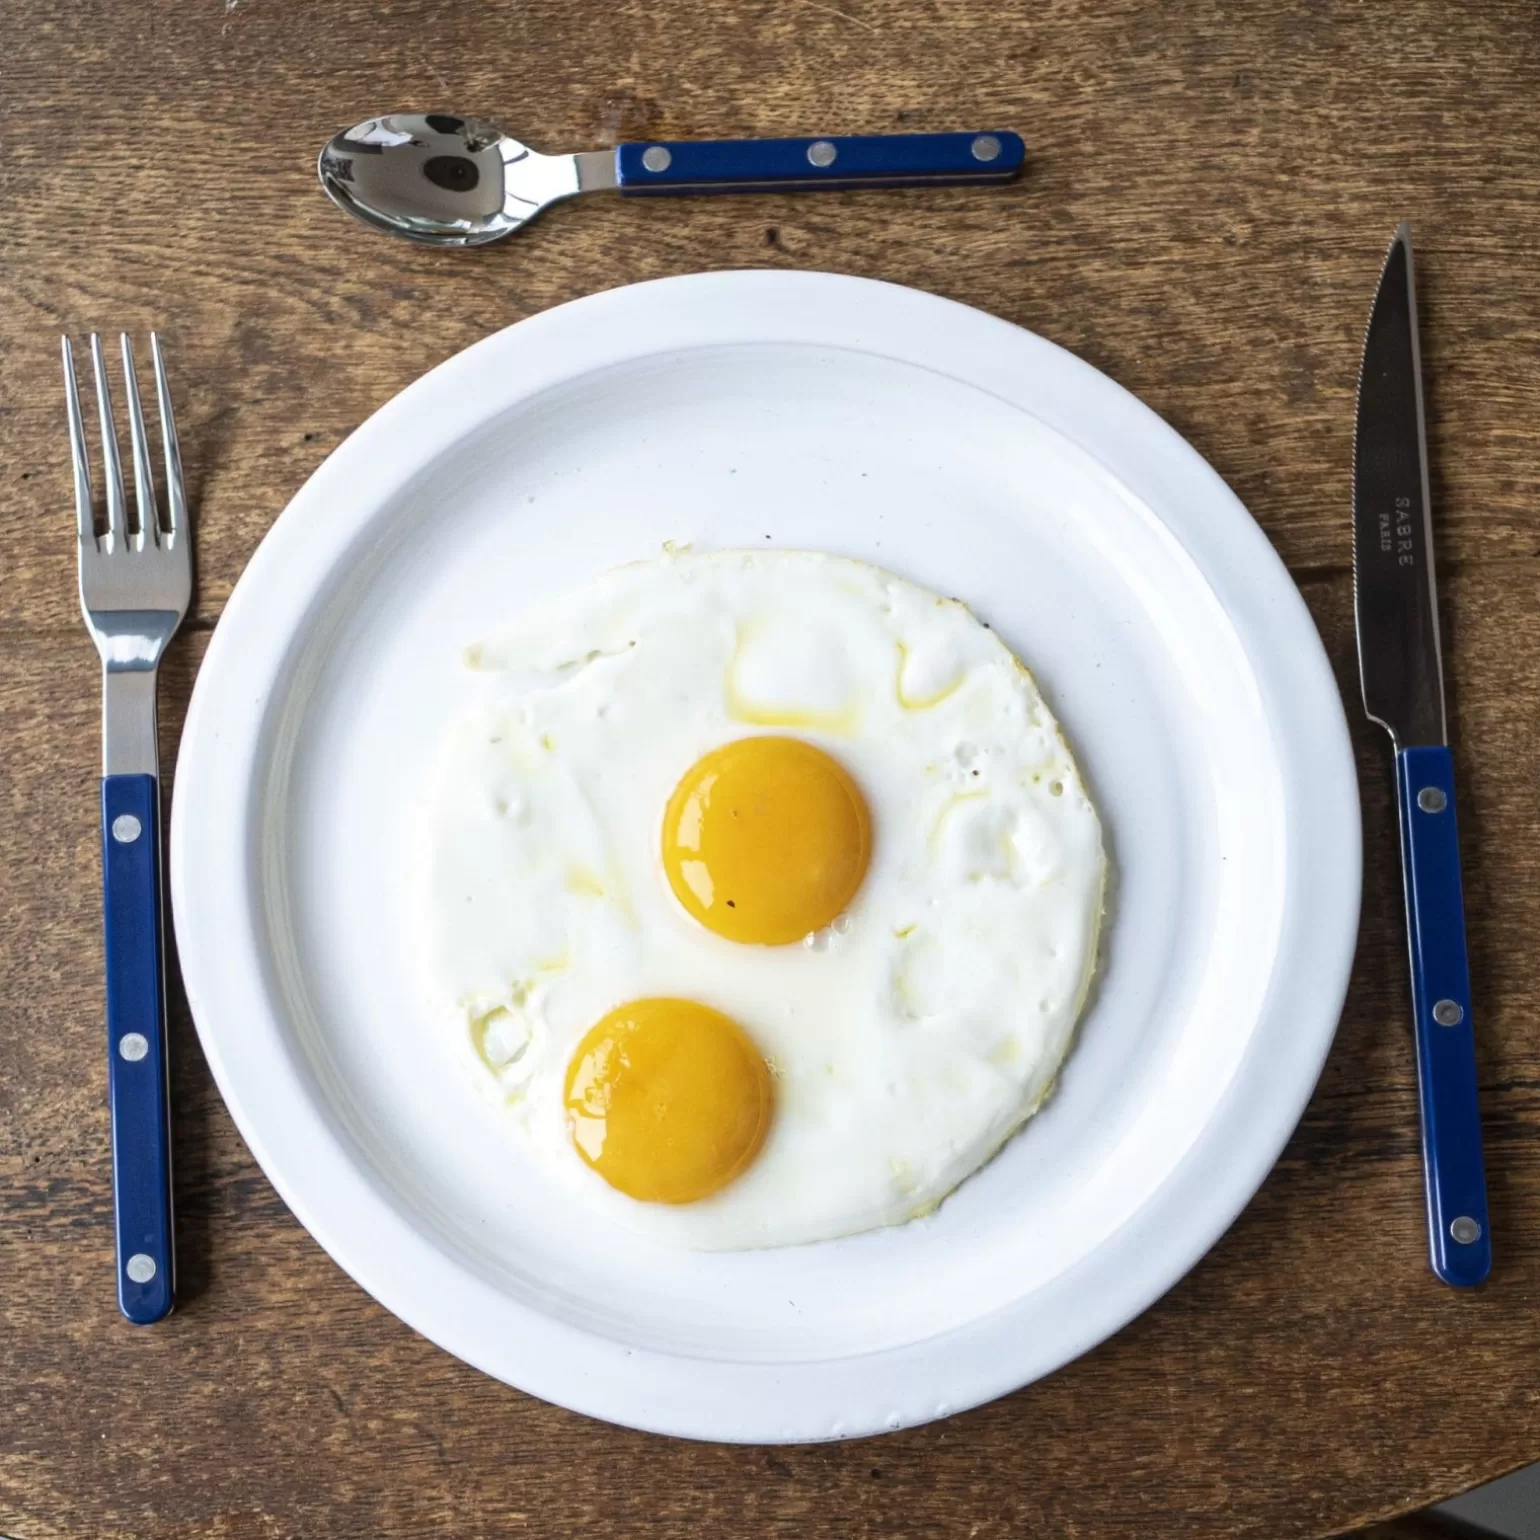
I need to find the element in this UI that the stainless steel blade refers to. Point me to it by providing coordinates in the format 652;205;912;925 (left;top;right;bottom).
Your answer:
1353;222;1447;748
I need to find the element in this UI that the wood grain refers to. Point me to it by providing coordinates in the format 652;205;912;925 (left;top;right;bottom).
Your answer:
3;2;1539;1535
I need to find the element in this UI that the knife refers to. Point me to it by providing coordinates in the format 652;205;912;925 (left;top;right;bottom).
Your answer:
1353;223;1491;1288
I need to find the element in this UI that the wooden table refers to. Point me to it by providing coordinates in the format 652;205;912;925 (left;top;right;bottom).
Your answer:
4;2;1539;1535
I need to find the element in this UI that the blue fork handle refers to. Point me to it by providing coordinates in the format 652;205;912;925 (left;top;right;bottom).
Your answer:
616;131;1025;195
102;774;175;1323
1397;745;1490;1287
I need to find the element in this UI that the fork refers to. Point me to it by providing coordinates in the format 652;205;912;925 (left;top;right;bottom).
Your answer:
63;332;191;1325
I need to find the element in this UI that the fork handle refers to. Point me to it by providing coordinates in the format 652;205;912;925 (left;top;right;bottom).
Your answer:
102;774;175;1324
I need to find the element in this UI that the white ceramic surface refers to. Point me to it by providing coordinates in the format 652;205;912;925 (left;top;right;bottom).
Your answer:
170;272;1361;1443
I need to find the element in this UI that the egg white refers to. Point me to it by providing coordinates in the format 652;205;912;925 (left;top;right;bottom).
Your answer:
420;548;1106;1249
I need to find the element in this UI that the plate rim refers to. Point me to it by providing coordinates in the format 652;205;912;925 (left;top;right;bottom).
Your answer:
170;270;1361;1442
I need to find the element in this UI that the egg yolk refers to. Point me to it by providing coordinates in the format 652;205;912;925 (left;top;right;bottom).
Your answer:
662;736;872;945
564;998;773;1203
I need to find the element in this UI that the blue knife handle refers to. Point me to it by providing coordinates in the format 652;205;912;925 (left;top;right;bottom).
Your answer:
616;131;1025;195
1396;745;1490;1287
102;774;175;1324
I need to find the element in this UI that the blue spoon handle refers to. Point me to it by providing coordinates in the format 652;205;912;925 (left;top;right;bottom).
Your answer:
1396;745;1490;1287
615;131;1025;195
102;774;176;1324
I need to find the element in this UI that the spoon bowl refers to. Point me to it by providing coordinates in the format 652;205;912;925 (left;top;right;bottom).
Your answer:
318;113;606;246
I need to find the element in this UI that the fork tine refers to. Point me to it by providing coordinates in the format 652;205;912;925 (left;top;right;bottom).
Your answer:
120;335;159;546
150;335;187;538
61;336;95;546
89;333;128;545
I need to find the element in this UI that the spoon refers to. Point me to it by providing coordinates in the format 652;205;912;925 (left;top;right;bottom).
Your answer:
318;113;1026;247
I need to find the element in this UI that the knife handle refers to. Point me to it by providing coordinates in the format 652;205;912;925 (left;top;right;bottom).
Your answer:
102;774;176;1324
615;132;1025;195
1396;745;1491;1288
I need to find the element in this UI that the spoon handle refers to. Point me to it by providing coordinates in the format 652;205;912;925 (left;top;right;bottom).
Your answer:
615;131;1024;195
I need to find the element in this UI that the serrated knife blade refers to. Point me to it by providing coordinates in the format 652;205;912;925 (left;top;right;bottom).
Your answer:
1353;223;1490;1288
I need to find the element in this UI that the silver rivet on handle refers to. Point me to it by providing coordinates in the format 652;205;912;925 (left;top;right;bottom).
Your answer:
1432;999;1464;1027
1417;786;1447;813
1450;1216;1482;1245
125;1253;157;1282
807;140;837;168
640;145;671;172
111;813;142;843
971;134;1002;162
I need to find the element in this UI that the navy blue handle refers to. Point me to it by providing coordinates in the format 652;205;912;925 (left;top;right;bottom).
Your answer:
616;131;1025;195
102;774;175;1323
1396;745;1490;1287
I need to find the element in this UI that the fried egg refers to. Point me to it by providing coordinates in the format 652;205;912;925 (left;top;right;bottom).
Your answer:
421;548;1105;1249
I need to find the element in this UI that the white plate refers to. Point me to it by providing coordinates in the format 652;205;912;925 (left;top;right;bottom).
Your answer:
171;272;1360;1442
